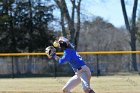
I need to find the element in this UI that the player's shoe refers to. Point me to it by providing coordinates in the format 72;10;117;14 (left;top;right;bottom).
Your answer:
89;89;95;93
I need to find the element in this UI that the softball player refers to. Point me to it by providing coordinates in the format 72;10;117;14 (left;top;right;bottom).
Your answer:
46;37;95;93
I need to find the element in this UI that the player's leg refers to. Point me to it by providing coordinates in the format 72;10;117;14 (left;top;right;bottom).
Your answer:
80;65;95;93
81;73;95;93
62;75;81;93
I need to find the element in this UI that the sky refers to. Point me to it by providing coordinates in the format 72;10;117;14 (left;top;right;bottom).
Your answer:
81;0;139;27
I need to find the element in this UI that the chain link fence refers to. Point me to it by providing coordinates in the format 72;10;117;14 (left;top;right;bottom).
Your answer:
0;52;139;78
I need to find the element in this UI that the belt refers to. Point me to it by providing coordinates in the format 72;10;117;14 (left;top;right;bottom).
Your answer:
77;67;82;70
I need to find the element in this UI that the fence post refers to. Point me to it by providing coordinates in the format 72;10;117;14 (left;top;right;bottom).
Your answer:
53;59;57;78
96;54;100;77
11;56;14;78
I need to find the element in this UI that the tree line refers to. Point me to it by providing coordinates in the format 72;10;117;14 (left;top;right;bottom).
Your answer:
0;0;56;52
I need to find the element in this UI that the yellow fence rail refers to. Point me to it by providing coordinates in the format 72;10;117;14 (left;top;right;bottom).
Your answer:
0;51;140;56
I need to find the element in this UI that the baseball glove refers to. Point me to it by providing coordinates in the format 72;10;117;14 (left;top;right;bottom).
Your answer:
45;46;56;58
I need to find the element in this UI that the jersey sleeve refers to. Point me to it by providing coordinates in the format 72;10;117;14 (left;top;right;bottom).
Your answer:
58;52;70;64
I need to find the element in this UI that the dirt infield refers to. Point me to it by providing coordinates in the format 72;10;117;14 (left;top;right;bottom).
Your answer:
0;75;140;93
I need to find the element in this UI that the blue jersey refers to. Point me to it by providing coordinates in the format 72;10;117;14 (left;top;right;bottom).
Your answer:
58;48;86;71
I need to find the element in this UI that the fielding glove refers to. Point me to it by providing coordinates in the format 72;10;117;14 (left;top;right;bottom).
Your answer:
45;46;56;58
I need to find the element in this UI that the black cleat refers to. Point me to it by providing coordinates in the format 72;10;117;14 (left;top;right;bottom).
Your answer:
89;89;95;93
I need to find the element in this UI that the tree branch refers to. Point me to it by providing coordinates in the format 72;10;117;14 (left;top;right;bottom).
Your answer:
120;0;131;31
132;0;138;28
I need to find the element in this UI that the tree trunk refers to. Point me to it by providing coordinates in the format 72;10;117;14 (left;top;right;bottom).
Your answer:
27;0;33;74
120;0;130;31
130;30;138;71
131;0;138;71
61;11;67;37
74;0;81;50
9;7;17;52
54;0;82;48
120;0;138;71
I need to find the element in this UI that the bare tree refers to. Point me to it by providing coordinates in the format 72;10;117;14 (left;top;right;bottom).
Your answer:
54;0;82;49
79;18;131;73
120;0;138;71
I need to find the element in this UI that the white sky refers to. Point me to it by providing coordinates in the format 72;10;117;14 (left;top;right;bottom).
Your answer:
81;0;139;27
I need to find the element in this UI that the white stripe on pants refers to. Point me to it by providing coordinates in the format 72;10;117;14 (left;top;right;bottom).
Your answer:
63;65;91;93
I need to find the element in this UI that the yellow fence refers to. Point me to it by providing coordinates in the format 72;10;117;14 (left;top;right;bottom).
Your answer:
0;51;140;56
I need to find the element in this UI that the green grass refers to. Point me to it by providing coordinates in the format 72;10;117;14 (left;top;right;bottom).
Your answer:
0;75;140;93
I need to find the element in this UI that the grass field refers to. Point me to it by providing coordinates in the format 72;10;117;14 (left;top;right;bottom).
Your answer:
0;75;140;93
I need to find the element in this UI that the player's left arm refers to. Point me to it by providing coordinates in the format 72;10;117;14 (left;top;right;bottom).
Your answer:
45;46;68;64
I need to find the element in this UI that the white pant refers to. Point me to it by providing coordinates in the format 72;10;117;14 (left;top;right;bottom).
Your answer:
63;65;91;93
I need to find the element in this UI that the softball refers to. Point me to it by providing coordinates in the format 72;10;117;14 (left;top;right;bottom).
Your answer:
53;41;60;47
